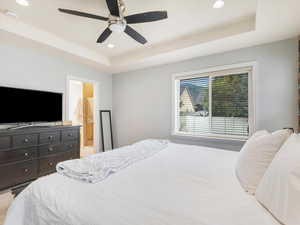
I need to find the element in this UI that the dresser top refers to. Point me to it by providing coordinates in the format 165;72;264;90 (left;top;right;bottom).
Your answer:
0;125;81;136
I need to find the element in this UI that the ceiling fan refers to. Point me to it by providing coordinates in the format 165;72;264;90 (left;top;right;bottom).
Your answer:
58;0;168;45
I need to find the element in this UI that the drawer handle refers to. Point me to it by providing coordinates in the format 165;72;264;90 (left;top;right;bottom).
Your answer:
24;168;29;173
49;162;54;166
48;147;54;152
24;138;29;143
68;133;73;137
24;152;29;157
48;136;54;140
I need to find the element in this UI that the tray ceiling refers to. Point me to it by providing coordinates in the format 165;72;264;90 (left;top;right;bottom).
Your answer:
0;0;299;73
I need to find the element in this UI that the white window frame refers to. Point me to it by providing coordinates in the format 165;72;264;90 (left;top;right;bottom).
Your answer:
171;62;257;141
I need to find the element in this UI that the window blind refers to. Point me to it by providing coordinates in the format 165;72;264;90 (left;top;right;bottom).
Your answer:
177;68;250;137
179;76;210;134
211;73;249;136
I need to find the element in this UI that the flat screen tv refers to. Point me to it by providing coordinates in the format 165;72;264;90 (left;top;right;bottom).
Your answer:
0;86;63;124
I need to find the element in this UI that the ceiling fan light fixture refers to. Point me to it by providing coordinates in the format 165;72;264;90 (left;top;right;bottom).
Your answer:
109;23;126;33
213;0;224;9
107;43;115;48
16;0;29;6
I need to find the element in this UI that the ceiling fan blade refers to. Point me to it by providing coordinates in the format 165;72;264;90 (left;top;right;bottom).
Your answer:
124;26;147;45
125;11;168;24
106;0;120;17
97;28;112;43
58;8;108;21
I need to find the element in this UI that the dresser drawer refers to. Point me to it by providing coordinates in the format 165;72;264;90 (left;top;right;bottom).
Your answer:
63;142;78;152
0;136;11;150
39;131;60;145
0;147;37;164
39;144;63;157
58;151;76;162
62;129;78;141
39;142;76;157
39;155;58;176
0;160;38;190
39;151;76;176
13;134;38;148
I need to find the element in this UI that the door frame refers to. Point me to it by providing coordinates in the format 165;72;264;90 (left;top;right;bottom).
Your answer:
66;76;100;152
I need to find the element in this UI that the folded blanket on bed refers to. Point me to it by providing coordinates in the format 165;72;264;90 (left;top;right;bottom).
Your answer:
56;139;169;183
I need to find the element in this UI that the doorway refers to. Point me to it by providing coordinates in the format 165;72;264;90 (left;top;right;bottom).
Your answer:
67;77;99;158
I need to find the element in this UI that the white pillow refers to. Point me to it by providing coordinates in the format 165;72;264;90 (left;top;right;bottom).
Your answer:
235;129;291;194
255;134;300;225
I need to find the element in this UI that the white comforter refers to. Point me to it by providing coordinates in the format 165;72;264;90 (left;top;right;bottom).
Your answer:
4;143;279;225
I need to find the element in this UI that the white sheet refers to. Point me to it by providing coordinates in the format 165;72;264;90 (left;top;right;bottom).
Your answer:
4;143;279;225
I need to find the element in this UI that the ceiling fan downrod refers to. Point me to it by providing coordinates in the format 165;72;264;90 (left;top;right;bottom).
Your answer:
118;0;126;18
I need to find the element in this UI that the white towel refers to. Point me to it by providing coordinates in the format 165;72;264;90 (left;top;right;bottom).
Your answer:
56;139;169;183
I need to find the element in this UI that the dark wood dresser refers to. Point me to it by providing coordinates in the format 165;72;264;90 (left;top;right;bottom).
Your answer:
0;125;80;195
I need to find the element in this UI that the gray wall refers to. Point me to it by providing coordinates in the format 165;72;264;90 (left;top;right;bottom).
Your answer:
112;38;298;151
0;30;112;151
0;30;112;120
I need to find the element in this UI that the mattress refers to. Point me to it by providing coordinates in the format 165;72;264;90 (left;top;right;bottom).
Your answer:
4;143;280;225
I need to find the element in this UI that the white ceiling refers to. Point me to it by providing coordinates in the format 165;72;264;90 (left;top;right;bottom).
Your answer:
0;0;299;73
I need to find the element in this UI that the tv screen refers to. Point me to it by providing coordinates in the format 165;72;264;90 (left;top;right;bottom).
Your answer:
0;86;63;124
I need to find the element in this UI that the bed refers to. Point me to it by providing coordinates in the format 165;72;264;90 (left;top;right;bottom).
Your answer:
4;143;279;225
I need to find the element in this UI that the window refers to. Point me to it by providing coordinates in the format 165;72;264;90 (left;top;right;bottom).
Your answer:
173;65;254;139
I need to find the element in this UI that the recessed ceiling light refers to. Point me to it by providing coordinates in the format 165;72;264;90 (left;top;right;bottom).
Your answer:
0;9;18;18
16;0;29;6
4;10;18;18
107;43;115;49
213;0;224;9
